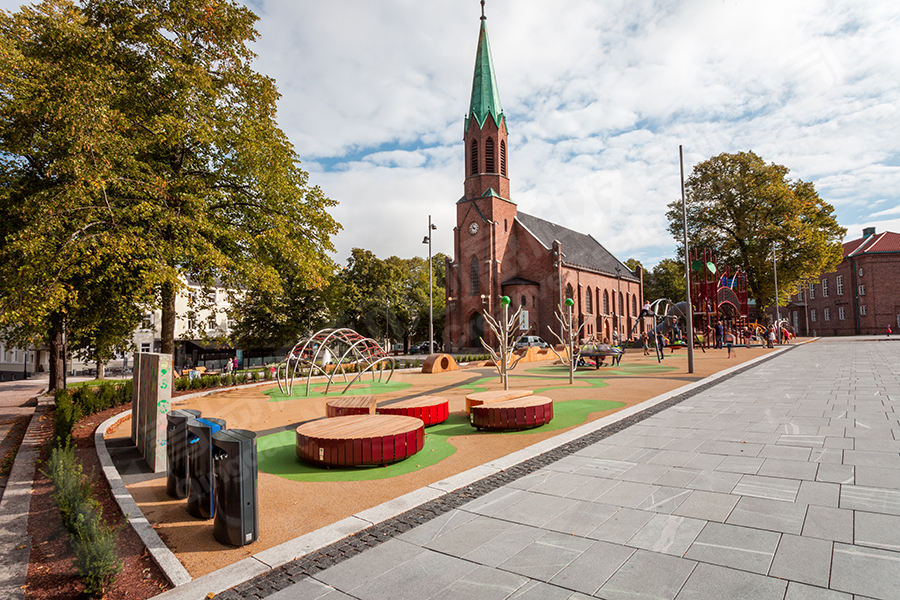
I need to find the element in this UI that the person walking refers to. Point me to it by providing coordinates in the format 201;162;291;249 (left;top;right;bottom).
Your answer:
767;325;776;348
887;325;892;338
641;331;650;356
724;329;736;359
715;322;724;349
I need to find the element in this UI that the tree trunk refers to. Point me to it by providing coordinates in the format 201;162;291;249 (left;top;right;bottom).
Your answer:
96;357;106;380
161;280;177;356
48;312;65;392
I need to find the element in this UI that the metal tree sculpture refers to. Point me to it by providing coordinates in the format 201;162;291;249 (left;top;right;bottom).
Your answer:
547;298;587;384
480;296;526;390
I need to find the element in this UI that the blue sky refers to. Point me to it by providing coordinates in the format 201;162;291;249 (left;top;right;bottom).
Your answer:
5;0;900;269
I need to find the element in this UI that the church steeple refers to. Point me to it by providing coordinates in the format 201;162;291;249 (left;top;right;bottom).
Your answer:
462;3;510;202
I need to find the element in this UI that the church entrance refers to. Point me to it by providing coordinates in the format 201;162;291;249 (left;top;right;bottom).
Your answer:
470;312;484;348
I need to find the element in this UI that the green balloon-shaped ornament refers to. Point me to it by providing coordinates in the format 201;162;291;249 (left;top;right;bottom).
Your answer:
501;296;510;306
565;298;575;307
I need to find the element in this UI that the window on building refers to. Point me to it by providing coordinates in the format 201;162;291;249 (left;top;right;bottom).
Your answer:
603;290;609;314
811;309;817;322
809;284;815;299
140;342;151;353
500;140;507;176
585;288;592;313
860;305;867;316
792;311;798;328
632;295;637;316
470;256;480;294
470;140;478;175
207;290;217;303
821;279;829;297
485;137;495;173
565;284;574;300
207;316;217;330
839;307;845;321
140;314;153;330
521;295;527;307
504;219;508;233
798;289;804;301
824;308;830;321
858;284;866;296
188;318;196;331
836;275;844;295
619;292;624;315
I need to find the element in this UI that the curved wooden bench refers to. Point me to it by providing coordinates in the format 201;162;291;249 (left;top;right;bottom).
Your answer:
470;396;553;431
465;389;533;414
376;395;449;426
325;395;376;417
296;414;424;467
421;353;459;373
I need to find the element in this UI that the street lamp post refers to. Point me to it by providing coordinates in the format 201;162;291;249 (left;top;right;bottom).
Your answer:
773;241;780;323
615;266;621;340
680;145;694;373
422;216;437;353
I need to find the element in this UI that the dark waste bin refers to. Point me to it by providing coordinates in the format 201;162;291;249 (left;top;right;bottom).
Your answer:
186;417;226;519
166;409;202;499
212;429;258;547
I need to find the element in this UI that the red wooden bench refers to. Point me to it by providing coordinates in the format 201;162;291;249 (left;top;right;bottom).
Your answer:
295;414;424;467
376;395;449;426
464;389;533;414
325;395;377;417
470;396;554;431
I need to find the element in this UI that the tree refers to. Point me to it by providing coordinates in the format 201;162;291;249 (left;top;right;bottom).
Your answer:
644;259;686;302
666;151;845;316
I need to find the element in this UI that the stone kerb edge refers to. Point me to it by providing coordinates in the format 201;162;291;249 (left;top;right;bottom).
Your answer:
95;410;192;587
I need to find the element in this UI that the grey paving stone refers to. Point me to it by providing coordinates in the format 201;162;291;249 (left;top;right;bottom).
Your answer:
498;530;594;582
462;523;545;567
648;450;702;468
596;480;660;508
315;539;424;591
500;491;580;527
757;458;819;481
768;533;833;587
831;542;900;599
564;476;620;501
844;450;900;468
719;442;764;457
732;473;801;501
662;438;705;453
428;565;529;600
587;507;655;544
854;511;900;552
398;509;478;546
817;463;855;484
811;447;846;464
424;515;518;556
713;455;763;474
672;490;739;522
573;458;638;479
684;522;780;574
758;444;813;461
596;549;697;600
543;499;618;535
627;513;706;556
506;580;572;600
784;581;852;600
726;496;808;534
777;434;826;448
547;540;634;594
343;547;478;600
854;466;900;490
654;467;703;488
635;486;693;514
620;462;674;484
685;470;742;493
266;578;344;600
795;479;840;507
853;438;900;453
802;505;854;543
840;485;900;516
684;453;726;471
674;562;787;600
461;487;530;517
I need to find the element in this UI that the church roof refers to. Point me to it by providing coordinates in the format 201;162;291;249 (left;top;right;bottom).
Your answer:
465;18;505;132
515;212;641;282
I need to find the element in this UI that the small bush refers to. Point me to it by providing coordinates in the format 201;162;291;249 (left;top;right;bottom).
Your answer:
174;376;190;391
96;384;116;412
189;376;202;390
53;390;82;448
221;373;232;386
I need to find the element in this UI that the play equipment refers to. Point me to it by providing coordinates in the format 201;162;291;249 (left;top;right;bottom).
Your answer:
578;343;624;368
295;414;425;467
325;395;377;417
376;396;450;426
276;328;395;396
465;389;534;414
689;247;750;348
480;296;526;390
547;298;587;384
421;353;460;373
470;396;554;431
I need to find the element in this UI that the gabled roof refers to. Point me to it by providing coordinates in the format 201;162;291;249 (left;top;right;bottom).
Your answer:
515;212;640;282
845;231;900;257
465;18;505;132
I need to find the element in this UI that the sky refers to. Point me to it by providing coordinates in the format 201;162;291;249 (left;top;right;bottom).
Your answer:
5;0;900;269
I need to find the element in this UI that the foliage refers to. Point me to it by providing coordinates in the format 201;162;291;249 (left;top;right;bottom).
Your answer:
53;390;82;449
53;383;129;446
43;443;122;596
644;258;687;302
666;151;845;314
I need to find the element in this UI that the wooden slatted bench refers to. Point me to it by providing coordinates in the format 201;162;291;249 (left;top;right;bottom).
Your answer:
295;414;425;467
376;396;449;426
465;389;533;414
470;396;554;431
325;395;377;417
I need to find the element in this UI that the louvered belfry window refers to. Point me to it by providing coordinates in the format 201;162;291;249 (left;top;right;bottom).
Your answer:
470;140;478;175
470;255;480;294
485;137;495;173
500;140;507;176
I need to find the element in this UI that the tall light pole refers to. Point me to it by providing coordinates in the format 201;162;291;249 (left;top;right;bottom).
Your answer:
680;145;694;373
422;216;437;353
773;241;780;323
615;266;621;340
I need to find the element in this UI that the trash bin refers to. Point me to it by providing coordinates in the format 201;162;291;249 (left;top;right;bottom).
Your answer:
212;429;258;547
166;409;201;499
186;417;226;519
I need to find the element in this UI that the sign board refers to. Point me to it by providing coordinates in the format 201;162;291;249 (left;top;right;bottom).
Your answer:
132;352;173;473
519;310;530;331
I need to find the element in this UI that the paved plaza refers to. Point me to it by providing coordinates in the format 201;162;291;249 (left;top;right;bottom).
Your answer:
206;338;900;600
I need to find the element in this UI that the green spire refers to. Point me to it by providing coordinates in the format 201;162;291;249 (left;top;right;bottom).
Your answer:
466;18;504;131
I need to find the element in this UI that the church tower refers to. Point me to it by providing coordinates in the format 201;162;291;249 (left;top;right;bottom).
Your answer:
448;5;518;349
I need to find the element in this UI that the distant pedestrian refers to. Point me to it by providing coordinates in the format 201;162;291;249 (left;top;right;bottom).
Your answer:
233;357;239;371
767;326;776;348
724;329;736;359
715;322;724;349
639;301;651;319
225;358;233;374
642;331;650;355
888;325;892;337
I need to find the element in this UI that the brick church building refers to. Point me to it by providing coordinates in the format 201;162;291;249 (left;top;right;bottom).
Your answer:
445;11;645;351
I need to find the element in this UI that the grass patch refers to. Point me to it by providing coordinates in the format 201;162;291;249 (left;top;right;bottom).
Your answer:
257;397;625;482
66;379;131;389
262;379;411;402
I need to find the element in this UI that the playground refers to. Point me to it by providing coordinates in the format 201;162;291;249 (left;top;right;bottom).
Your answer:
105;344;778;577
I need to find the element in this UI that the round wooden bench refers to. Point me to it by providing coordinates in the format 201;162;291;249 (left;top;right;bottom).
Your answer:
465;389;533;414
325;395;376;417
376;395;449;426
470;396;554;431
295;414;424;467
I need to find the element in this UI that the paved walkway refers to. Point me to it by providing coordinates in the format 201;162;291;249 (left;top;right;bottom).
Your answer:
205;338;900;600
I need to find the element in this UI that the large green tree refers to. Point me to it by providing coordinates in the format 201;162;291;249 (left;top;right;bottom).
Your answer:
666;151;845;316
644;258;686;303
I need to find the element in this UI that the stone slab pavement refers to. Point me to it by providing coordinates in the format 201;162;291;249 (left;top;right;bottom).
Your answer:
204;339;900;600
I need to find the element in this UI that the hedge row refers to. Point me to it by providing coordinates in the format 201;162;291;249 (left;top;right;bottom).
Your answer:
173;368;273;392
54;382;130;448
43;444;122;597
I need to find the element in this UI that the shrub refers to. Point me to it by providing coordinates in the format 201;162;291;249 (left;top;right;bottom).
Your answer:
252;370;260;382
53;390;82;448
73;516;123;597
174;376;190;391
96;384;116;412
189;376;203;390
221;373;232;386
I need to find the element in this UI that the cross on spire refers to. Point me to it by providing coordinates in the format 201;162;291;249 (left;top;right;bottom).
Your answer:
481;0;486;20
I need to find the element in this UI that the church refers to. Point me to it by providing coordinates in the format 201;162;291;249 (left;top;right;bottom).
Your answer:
444;9;645;352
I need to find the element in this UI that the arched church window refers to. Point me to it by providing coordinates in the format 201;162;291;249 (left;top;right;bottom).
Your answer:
521;295;527;307
500;140;507;176
632;295;638;317
470;256;480;294
603;290;609;314
565;284;574;300
585;288;592;314
619;292;624;315
485;137;495;173
626;293;630;317
504;219;508;233
470;140;478;176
